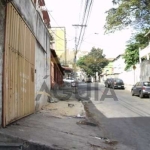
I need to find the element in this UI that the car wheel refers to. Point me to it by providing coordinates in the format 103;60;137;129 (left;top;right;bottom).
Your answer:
139;91;143;98
131;90;134;96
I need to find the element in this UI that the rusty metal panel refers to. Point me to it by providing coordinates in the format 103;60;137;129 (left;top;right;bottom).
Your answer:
3;3;35;127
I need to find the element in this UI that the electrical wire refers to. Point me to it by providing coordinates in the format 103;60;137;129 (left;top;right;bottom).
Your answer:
47;9;74;40
79;0;85;24
75;0;94;56
50;29;74;42
78;0;93;49
76;0;89;51
78;0;94;50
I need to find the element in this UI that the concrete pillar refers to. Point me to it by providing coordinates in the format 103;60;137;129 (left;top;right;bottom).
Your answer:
139;47;141;63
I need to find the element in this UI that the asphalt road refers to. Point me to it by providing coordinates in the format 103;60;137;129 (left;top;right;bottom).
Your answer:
78;82;150;150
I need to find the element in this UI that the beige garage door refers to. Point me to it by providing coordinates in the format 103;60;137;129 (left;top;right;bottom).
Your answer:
3;3;35;127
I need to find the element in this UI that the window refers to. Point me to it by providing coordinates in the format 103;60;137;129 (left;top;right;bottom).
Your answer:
143;82;150;86
115;79;123;82
138;82;141;86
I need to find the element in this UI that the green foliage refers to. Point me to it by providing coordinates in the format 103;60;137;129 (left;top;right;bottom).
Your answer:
123;30;149;70
124;43;139;70
105;0;150;33
76;47;108;76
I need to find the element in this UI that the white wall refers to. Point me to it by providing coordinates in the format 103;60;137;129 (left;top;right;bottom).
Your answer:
35;42;51;111
118;64;140;86
113;56;125;74
139;44;150;60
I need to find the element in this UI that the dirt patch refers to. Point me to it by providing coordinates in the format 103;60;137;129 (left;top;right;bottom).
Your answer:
83;102;99;125
41;101;85;118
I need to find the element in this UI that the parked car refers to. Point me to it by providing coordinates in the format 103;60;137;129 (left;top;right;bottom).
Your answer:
109;78;125;89
63;78;77;87
131;81;150;98
85;77;92;83
104;78;113;88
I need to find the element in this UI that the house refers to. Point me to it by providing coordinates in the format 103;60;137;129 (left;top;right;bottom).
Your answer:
139;31;150;81
112;54;125;78
139;31;150;62
101;58;114;81
0;0;52;127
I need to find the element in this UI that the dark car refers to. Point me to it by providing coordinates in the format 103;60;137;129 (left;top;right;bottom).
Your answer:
109;78;125;89
104;78;113;88
131;81;150;98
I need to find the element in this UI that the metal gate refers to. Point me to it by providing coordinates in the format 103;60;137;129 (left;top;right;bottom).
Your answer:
3;3;35;127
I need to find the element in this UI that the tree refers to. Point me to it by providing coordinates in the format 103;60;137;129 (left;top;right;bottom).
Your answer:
77;47;108;78
123;30;149;70
124;43;139;70
104;0;150;33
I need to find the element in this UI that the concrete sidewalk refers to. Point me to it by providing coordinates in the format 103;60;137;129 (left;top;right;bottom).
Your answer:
0;99;123;150
124;84;133;91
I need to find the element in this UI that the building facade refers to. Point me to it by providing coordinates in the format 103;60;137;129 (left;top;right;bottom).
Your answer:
50;27;67;65
51;49;64;89
101;59;114;81
0;0;51;127
112;54;125;77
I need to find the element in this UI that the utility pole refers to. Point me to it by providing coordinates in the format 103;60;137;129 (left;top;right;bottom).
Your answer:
72;24;87;69
64;28;67;65
72;24;86;93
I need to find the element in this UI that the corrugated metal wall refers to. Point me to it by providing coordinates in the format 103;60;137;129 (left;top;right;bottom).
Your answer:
3;3;35;127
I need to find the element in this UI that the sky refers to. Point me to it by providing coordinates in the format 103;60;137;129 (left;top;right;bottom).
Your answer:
45;0;133;58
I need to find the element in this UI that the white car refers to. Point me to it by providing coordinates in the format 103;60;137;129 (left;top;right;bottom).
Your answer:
63;78;77;87
63;78;75;83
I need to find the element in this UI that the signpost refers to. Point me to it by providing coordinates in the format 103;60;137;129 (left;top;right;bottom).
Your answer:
133;65;136;84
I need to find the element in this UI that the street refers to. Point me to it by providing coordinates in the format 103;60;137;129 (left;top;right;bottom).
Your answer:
78;82;150;150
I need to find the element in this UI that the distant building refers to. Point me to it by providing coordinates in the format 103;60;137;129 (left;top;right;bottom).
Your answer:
139;31;150;62
49;27;67;65
112;54;125;77
101;58;114;81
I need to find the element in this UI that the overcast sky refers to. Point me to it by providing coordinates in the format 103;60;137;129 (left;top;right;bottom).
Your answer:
45;0;133;58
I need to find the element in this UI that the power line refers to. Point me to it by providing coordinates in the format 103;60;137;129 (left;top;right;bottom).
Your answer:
78;0;93;50
51;29;74;42
47;9;74;39
76;0;94;54
79;0;84;23
78;0;94;50
76;0;89;50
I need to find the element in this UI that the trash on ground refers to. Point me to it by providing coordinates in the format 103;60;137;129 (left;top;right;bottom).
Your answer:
93;136;102;140
76;114;86;118
68;103;75;107
49;97;59;103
